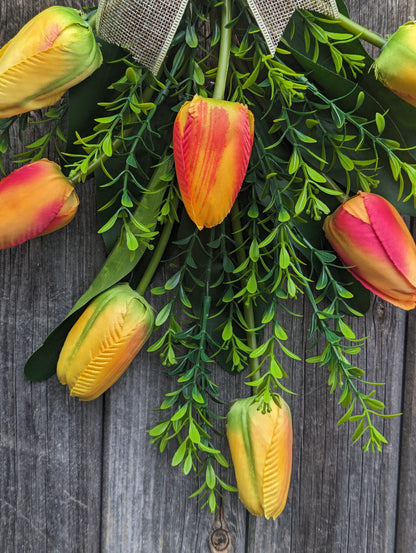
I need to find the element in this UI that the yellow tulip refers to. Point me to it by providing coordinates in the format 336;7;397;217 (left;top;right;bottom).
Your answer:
0;6;102;118
226;396;292;519
173;95;254;230
57;284;154;401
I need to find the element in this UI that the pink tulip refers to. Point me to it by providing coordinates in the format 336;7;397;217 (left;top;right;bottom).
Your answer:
0;159;79;249
323;191;416;310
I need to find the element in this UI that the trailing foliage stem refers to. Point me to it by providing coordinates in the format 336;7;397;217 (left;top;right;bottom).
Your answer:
230;201;261;386
68;82;166;186
299;259;383;448
136;197;179;296
212;0;232;100
334;13;386;49
68;136;124;186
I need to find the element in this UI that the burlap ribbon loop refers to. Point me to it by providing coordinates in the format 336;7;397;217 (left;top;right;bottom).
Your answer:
96;0;339;75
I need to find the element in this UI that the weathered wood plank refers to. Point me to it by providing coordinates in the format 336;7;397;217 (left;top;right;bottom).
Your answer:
0;3;106;552
241;295;405;553
396;220;416;553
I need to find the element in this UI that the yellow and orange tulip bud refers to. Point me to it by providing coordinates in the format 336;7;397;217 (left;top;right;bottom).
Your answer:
323;191;416;310
173;95;254;230
226;396;292;519
373;21;416;106
0;159;79;249
57;284;154;401
0;6;102;118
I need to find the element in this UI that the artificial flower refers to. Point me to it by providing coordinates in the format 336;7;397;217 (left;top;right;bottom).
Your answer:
226;396;293;519
0;6;102;118
323;191;416;310
373;21;416;106
57;284;154;401
0;159;79;249
173;94;254;230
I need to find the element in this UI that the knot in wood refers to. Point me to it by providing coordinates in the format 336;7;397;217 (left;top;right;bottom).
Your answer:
210;528;230;551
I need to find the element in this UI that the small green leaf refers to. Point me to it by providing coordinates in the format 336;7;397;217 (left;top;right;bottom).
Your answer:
206;464;216;490
186;25;198;48
148;421;170;437
375;112;385;134
337;402;355;425
189;421;201;443
351;419;366;443
171;404;188;421
155;303;172;326
193;62;205;86
172;441;188;466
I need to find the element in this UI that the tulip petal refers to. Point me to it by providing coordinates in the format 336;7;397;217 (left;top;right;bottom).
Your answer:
226;398;265;516
373;21;416;107
363;193;416;286
262;400;293;519
67;312;143;401
0;43;99;118
174;95;254;229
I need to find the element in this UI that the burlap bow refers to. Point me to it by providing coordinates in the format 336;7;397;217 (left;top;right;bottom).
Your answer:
96;0;339;74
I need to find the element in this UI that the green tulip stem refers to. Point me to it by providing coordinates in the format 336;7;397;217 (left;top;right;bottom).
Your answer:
136;198;179;296
324;175;349;203
230;201;261;387
212;0;260;385
335;13;386;49
212;0;232;100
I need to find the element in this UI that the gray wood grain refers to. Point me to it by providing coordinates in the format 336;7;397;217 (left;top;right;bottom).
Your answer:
0;4;105;552
0;1;415;552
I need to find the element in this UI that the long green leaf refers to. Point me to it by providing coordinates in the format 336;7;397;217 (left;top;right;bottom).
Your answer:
24;159;172;381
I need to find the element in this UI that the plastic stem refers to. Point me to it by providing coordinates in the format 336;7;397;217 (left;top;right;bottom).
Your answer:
136;198;179;296
212;0;232;100
230;201;261;386
335;13;386;49
212;0;260;384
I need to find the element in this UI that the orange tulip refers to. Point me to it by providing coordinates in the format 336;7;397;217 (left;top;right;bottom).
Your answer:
173;95;254;230
57;284;154;401
0;159;79;249
226;396;292;519
0;6;102;118
323;191;416;310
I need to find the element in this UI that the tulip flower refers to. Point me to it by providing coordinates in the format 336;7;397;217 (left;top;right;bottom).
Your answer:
0;159;79;249
173;95;254;230
323;191;416;310
0;6;102;118
57;284;154;401
226;396;292;519
373;21;416;106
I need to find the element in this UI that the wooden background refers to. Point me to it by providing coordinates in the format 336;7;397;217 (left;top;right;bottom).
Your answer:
1;1;415;552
